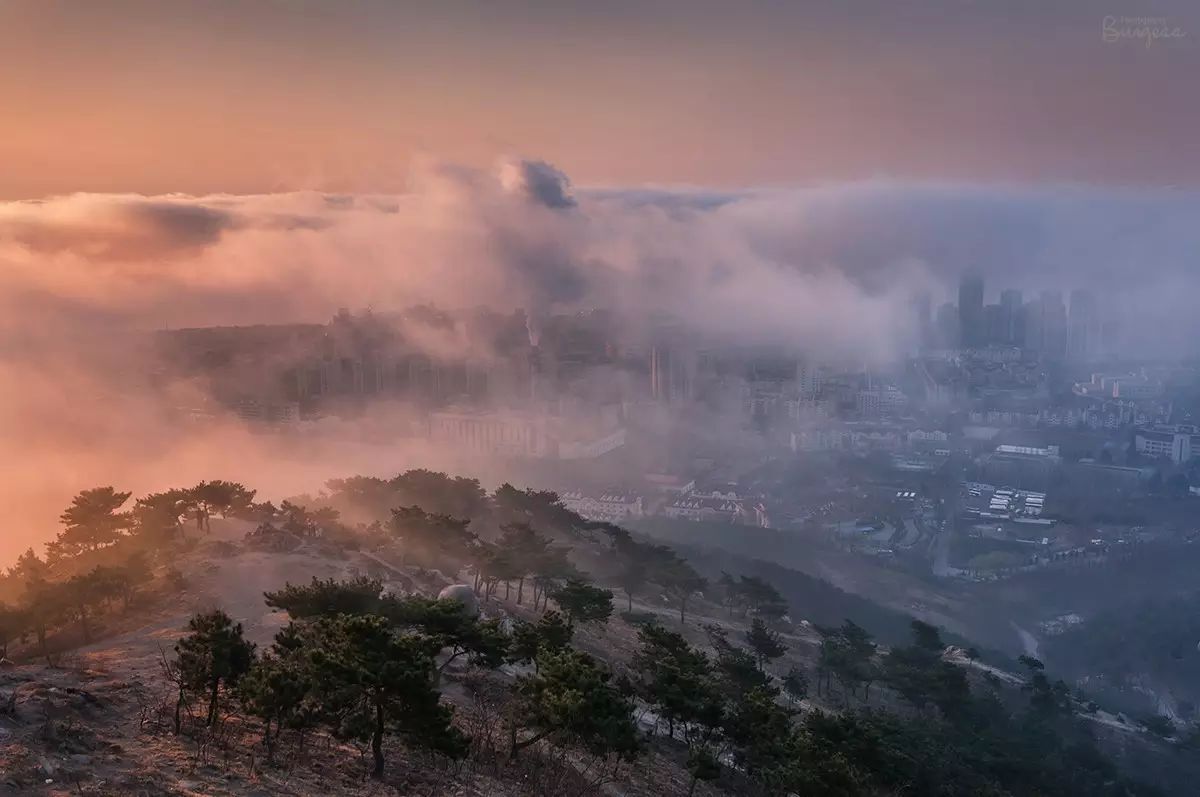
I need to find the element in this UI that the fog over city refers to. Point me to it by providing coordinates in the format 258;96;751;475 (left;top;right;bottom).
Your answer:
3;159;1200;563
6;165;1198;352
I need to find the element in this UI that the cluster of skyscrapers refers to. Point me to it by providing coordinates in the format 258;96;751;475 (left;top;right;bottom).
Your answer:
919;275;1115;361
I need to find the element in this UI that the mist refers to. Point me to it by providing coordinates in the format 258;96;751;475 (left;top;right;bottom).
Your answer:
2;158;1199;565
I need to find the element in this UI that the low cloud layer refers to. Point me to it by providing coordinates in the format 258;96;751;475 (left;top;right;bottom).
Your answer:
4;164;1197;355
2;159;1199;564
1;159;925;360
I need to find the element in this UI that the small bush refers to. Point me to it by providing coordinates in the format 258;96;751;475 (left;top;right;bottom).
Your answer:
165;567;188;592
207;540;238;558
619;610;658;627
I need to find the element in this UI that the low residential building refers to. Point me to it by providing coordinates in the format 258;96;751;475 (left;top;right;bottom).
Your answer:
1134;425;1200;465
982;444;1061;491
663;489;769;527
908;429;949;447
857;385;908;416
235;399;300;425
1079;373;1165;401
429;408;626;460
1069;461;1154;494
558;490;644;523
558;428;626;460
643;473;696;494
429;409;554;457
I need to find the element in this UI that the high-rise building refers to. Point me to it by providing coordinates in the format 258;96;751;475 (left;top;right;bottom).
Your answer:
1100;318;1122;357
983;304;1004;346
1040;290;1068;360
649;344;696;403
958;273;985;348
913;292;933;350
1023;296;1043;351
935;302;959;349
1068;289;1098;362
1000;289;1023;345
795;358;821;398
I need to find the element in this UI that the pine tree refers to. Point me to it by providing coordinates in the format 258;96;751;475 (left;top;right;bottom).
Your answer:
782;666;809;702
301;614;468;777
175;609;256;726
237;651;313;762
633;625;724;745
188;481;256;531
381;594;509;672
131;489;194;543
0;602;27;660
659;557;706;624
509;610;573;670
745;617;788;669
511;647;639;763
550;579;614;627
264;576;383;618
49;487;132;560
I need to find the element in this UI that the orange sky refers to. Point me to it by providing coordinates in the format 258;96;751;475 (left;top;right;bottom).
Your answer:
2;0;1198;198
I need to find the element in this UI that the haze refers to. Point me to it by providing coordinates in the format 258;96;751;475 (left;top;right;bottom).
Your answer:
2;0;1199;197
1;1;1199;585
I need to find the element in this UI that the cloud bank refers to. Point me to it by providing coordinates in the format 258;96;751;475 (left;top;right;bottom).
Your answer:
4;164;1198;357
2;158;1199;564
1;159;926;361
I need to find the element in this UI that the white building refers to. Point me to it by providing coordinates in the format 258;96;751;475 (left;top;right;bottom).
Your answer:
790;424;904;453
429;408;626;461
1134;425;1200;465
857;385;908;416
558;428;627;460
429;409;554;458
558;490;644;523
1081;373;1165;401
908;429;949;446
663;489;769;527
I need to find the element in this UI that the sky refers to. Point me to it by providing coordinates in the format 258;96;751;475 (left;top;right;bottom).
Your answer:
2;0;1198;198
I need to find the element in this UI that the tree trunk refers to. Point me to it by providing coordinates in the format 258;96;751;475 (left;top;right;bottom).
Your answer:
371;702;385;778
627;592;633;612
679;598;687;625
207;679;220;726
517;577;525;605
510;727;554;759
263;718;274;762
504;581;511;600
174;689;184;734
688;775;699;797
